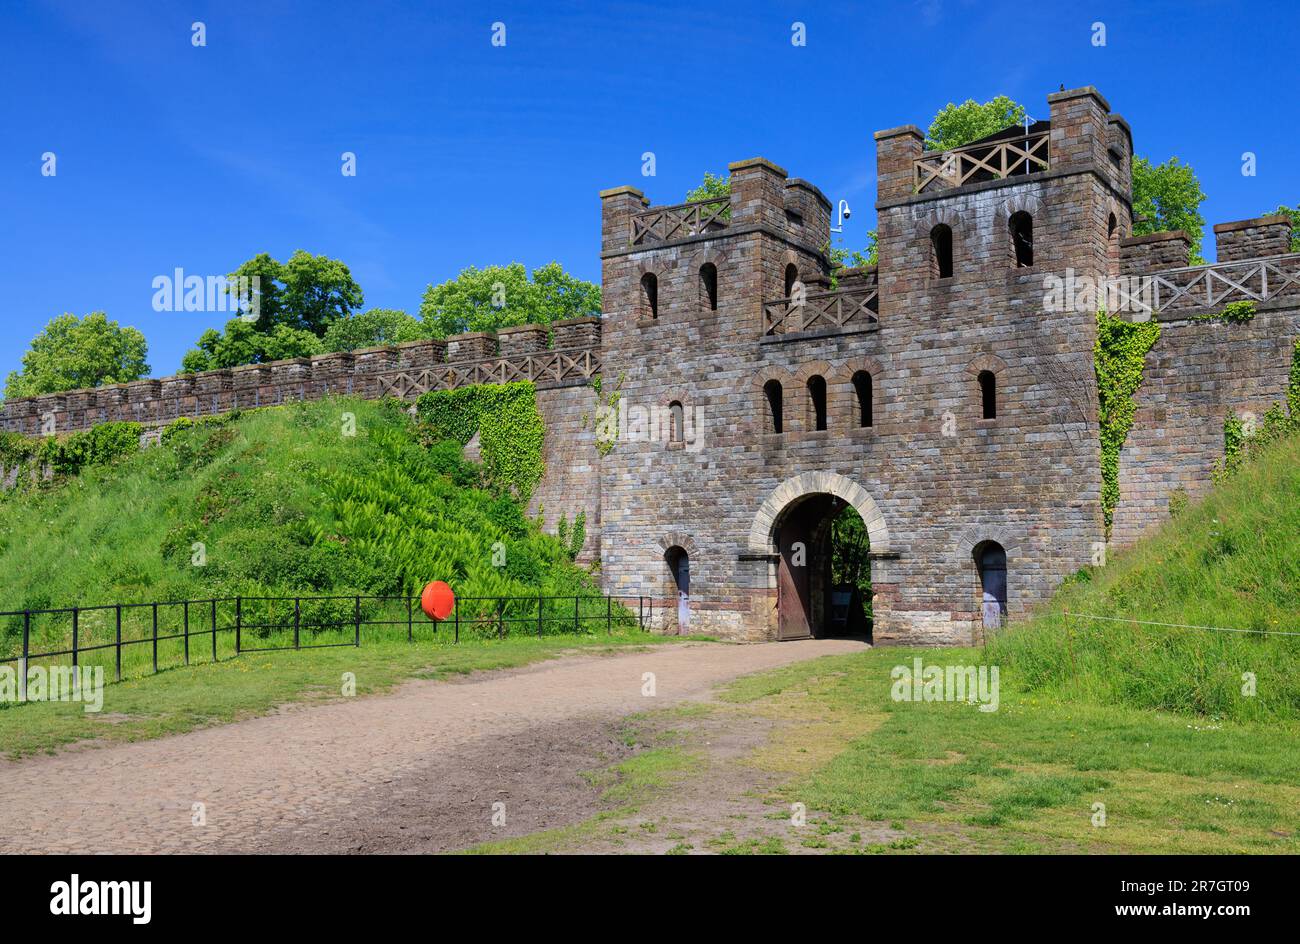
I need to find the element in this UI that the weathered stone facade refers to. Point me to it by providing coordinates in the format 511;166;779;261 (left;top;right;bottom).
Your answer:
594;86;1300;644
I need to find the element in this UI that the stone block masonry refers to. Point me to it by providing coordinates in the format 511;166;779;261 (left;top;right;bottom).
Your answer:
1;319;602;436
594;84;1300;645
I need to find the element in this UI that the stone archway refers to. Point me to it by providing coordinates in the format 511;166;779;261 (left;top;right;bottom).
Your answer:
748;471;890;555
748;472;891;640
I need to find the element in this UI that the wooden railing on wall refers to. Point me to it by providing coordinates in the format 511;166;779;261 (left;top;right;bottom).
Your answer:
375;348;601;399
630;197;730;245
762;283;880;337
914;131;1049;194
3;346;602;436
1140;253;1300;315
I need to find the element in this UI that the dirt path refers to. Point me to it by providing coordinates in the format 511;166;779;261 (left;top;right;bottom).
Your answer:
0;639;863;854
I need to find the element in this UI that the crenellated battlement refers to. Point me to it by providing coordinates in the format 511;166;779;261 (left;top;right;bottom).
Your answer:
3;318;602;436
593;83;1300;646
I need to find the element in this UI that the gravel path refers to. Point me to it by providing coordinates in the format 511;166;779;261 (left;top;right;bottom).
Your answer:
0;639;863;853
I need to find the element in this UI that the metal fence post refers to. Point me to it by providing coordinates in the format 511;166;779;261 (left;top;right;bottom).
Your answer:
114;605;122;681
639;596;644;631
20;610;29;702
236;596;242;654
607;596;612;635
454;603;459;644
294;597;300;649
72;607;79;669
497;598;504;640
407;596;413;643
354;595;361;647
211;599;218;662
574;595;579;634
538;594;543;638
183;601;190;665
151;602;159;673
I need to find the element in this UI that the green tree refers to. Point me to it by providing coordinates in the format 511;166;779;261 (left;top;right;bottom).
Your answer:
5;312;149;399
685;171;731;204
830;504;872;623
1267;205;1300;253
184;250;364;370
321;308;423;351
226;250;363;335
418;262;600;338
831;231;879;270
1132;157;1207;264
925;95;1027;150
180;318;323;372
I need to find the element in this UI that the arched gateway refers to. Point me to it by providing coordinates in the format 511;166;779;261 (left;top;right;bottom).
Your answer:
748;472;891;640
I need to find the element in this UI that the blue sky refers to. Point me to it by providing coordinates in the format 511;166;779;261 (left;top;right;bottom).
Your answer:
2;0;1297;380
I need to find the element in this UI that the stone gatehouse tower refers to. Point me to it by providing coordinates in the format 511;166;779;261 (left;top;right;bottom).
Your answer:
594;85;1300;644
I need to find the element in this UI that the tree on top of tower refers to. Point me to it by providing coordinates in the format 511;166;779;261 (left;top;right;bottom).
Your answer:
925;96;1027;151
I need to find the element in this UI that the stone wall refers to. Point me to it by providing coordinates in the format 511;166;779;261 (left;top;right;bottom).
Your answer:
595;86;1166;646
2;321;600;437
2;321;605;553
1214;215;1292;264
528;383;602;564
1110;304;1300;547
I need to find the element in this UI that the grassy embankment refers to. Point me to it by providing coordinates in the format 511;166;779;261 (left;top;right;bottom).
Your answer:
0;396;691;755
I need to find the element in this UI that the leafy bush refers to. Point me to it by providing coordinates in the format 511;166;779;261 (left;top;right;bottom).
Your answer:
416;383;545;500
1220;300;1257;323
0;397;609;659
36;422;141;478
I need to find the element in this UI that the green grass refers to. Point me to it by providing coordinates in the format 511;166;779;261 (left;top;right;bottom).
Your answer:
0;633;684;758
0;396;638;678
987;430;1300;721
724;648;1300;854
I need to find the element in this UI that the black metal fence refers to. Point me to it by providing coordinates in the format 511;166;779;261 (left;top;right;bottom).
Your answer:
0;593;656;689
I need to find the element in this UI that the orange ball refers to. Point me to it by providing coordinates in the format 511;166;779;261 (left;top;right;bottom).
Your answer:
420;580;456;621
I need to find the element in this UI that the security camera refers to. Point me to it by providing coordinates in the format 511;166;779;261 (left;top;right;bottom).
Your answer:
842;207;852;220
832;199;852;232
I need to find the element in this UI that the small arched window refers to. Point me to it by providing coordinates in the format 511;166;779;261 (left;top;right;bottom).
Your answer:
763;380;783;434
699;263;718;311
668;401;684;443
930;224;954;279
1009;212;1033;268
1106;212;1120;276
784;263;799;297
641;272;659;319
978;370;997;420
807;375;828;431
851;370;873;428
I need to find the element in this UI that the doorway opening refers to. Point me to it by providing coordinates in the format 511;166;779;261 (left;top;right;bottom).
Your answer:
973;540;1007;630
664;545;690;633
774;495;872;640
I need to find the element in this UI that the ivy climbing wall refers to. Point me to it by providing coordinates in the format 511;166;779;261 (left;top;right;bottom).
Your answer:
527;382;602;563
416;380;603;564
1110;306;1300;548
